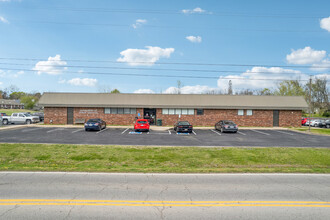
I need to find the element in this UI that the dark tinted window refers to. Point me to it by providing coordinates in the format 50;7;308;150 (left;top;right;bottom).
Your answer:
178;121;190;125
197;109;204;115
137;120;148;124
87;119;99;123
223;121;235;125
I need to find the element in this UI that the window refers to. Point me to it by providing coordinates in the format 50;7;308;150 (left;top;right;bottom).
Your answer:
117;108;124;114
188;109;194;115
182;109;188;115
169;109;175;115
197;109;204;115
124;108;131;114
247;110;253;116
104;108;110;114
111;108;118;114
175;109;182;115
130;108;136;114
238;110;244;116
162;109;169;114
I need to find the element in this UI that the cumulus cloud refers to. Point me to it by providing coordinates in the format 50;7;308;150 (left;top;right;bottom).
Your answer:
164;85;219;94
217;67;306;91
286;47;326;64
67;78;98;87
182;7;207;14
0;16;8;23
133;89;155;94
117;46;175;66
320;17;330;32
311;59;330;71
33;55;67;75
132;19;147;29
186;36;202;43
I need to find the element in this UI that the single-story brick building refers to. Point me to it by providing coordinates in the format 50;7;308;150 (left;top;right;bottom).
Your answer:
38;93;308;127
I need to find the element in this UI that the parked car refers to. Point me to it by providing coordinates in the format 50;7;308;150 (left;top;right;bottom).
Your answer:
0;113;7;116
2;113;40;125
321;120;330;128
301;118;310;126
174;121;193;133
215;120;238;133
84;118;106;131
134;119;150;132
32;112;44;122
310;119;324;127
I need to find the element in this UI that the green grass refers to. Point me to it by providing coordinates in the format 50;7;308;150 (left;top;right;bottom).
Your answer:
0;109;39;115
293;127;330;135
302;113;330;118
0;143;329;173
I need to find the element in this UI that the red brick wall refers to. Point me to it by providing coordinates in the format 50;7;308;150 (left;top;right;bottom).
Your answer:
44;107;302;127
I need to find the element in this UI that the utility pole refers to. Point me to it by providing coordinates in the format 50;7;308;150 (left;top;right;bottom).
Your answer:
309;76;312;132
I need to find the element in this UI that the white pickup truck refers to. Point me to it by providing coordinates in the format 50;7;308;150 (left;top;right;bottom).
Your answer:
2;113;40;125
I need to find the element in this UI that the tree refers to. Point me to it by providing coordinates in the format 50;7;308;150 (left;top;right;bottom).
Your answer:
177;80;182;94
110;89;120;94
257;88;274;96
10;91;26;100
305;77;329;114
20;95;38;109
228;80;233;95
274;80;305;97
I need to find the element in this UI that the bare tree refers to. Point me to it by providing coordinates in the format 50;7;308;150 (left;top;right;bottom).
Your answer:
228;80;233;95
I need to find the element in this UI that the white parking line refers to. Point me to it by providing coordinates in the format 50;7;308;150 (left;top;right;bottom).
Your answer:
168;130;171;135
46;128;64;133
192;130;197;135
210;129;221;136
121;128;129;134
273;130;294;136
21;127;43;132
237;131;246;135
96;127;108;134
72;129;83;133
250;129;270;136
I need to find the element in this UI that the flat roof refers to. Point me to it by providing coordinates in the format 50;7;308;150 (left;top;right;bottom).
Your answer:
39;93;308;110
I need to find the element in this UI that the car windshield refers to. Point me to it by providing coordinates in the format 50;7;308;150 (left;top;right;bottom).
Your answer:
87;119;99;123
223;121;235;125
24;114;31;117
178;121;190;125
137;121;147;124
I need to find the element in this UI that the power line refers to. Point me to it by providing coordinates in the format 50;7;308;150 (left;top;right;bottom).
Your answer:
0;58;329;69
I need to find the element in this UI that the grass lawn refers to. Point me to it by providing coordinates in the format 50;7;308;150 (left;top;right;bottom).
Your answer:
293;127;330;135
0;143;329;173
0;109;39;115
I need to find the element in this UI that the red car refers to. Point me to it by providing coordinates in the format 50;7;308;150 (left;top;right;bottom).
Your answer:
302;118;310;125
134;119;150;132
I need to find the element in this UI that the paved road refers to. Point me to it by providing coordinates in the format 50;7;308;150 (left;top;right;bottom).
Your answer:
0;127;329;147
0;172;330;219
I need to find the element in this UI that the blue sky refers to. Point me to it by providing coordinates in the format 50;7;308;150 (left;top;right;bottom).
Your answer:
0;0;329;94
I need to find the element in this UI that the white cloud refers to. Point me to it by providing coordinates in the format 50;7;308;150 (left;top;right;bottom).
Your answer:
164;85;219;94
132;19;147;29
33;55;68;75
186;36;202;43
12;70;24;78
320;17;330;32
0;16;8;24
67;78;98;87
182;7;207;14
217;67;306;91
311;59;330;71
133;89;155;94
117;46;175;66
286;47;326;64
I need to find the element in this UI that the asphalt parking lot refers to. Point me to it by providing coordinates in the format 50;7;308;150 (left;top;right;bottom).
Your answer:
0;126;329;147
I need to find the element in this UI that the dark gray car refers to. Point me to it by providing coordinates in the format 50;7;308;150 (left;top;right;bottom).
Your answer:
215;120;238;133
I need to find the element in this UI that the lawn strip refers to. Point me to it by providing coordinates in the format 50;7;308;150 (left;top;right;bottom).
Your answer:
0;143;329;173
292;127;330;136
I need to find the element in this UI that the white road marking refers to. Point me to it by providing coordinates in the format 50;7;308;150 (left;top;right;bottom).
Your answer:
210;129;221;136
96;127;108;134
46;128;64;133
192;131;197;135
274;130;294;136
121;128;129;134
21;127;43;132
72;129;83;133
147;131;149;134
237;131;246;135
168;130;171;134
250;129;270;136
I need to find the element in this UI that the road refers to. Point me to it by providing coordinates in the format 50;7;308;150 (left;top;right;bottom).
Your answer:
1;127;330;147
0;172;330;219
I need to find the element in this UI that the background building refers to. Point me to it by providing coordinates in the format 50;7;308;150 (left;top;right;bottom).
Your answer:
0;99;24;109
39;93;308;127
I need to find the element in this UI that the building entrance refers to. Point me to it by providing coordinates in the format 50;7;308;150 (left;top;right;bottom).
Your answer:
143;108;156;125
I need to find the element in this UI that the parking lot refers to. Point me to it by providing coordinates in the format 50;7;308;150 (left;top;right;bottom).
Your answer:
0;126;329;147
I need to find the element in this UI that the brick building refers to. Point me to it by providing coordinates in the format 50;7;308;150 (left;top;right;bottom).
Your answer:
39;93;308;127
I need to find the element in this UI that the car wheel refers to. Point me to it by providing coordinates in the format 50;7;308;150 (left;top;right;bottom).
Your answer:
2;119;8;125
26;120;31;125
85;128;88;131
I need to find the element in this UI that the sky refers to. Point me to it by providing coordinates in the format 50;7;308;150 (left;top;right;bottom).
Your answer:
0;0;330;94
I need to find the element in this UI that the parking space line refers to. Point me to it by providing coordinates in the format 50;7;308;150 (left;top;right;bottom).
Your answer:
250;129;270;136
168;130;171;135
72;129;83;133
237;131;246;135
192;130;197;135
96;127;108;134
21;127;43;132
46;128;64;133
273;130;294;136
121;128;129;134
210;129;221;136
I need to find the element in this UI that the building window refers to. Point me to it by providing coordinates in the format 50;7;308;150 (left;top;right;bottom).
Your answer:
238;110;244;116
162;108;195;115
130;108;136;114
247;110;253;116
175;109;182;115
181;109;188;115
105;108;136;114
124;108;131;114
169;109;175;115
197;109;204;115
188;109;194;115
104;108;110;114
162;109;169;114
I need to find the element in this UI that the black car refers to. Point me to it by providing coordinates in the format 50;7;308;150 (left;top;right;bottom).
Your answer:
321;120;330;128
174;121;193;133
84;118;106;131
215;120;238;133
32;112;44;122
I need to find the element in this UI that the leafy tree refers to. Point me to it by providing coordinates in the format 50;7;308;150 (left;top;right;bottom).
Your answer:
257;88;273;96
274;80;306;97
10;91;26;100
20;96;38;109
110;89;120;94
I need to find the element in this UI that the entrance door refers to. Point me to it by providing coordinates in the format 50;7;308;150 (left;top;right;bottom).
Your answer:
143;108;156;125
67;107;74;124
273;110;279;127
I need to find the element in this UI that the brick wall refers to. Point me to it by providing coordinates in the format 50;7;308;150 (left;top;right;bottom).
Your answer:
44;107;302;127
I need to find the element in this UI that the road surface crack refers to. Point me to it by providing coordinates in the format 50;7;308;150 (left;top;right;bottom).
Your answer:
0;204;19;218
